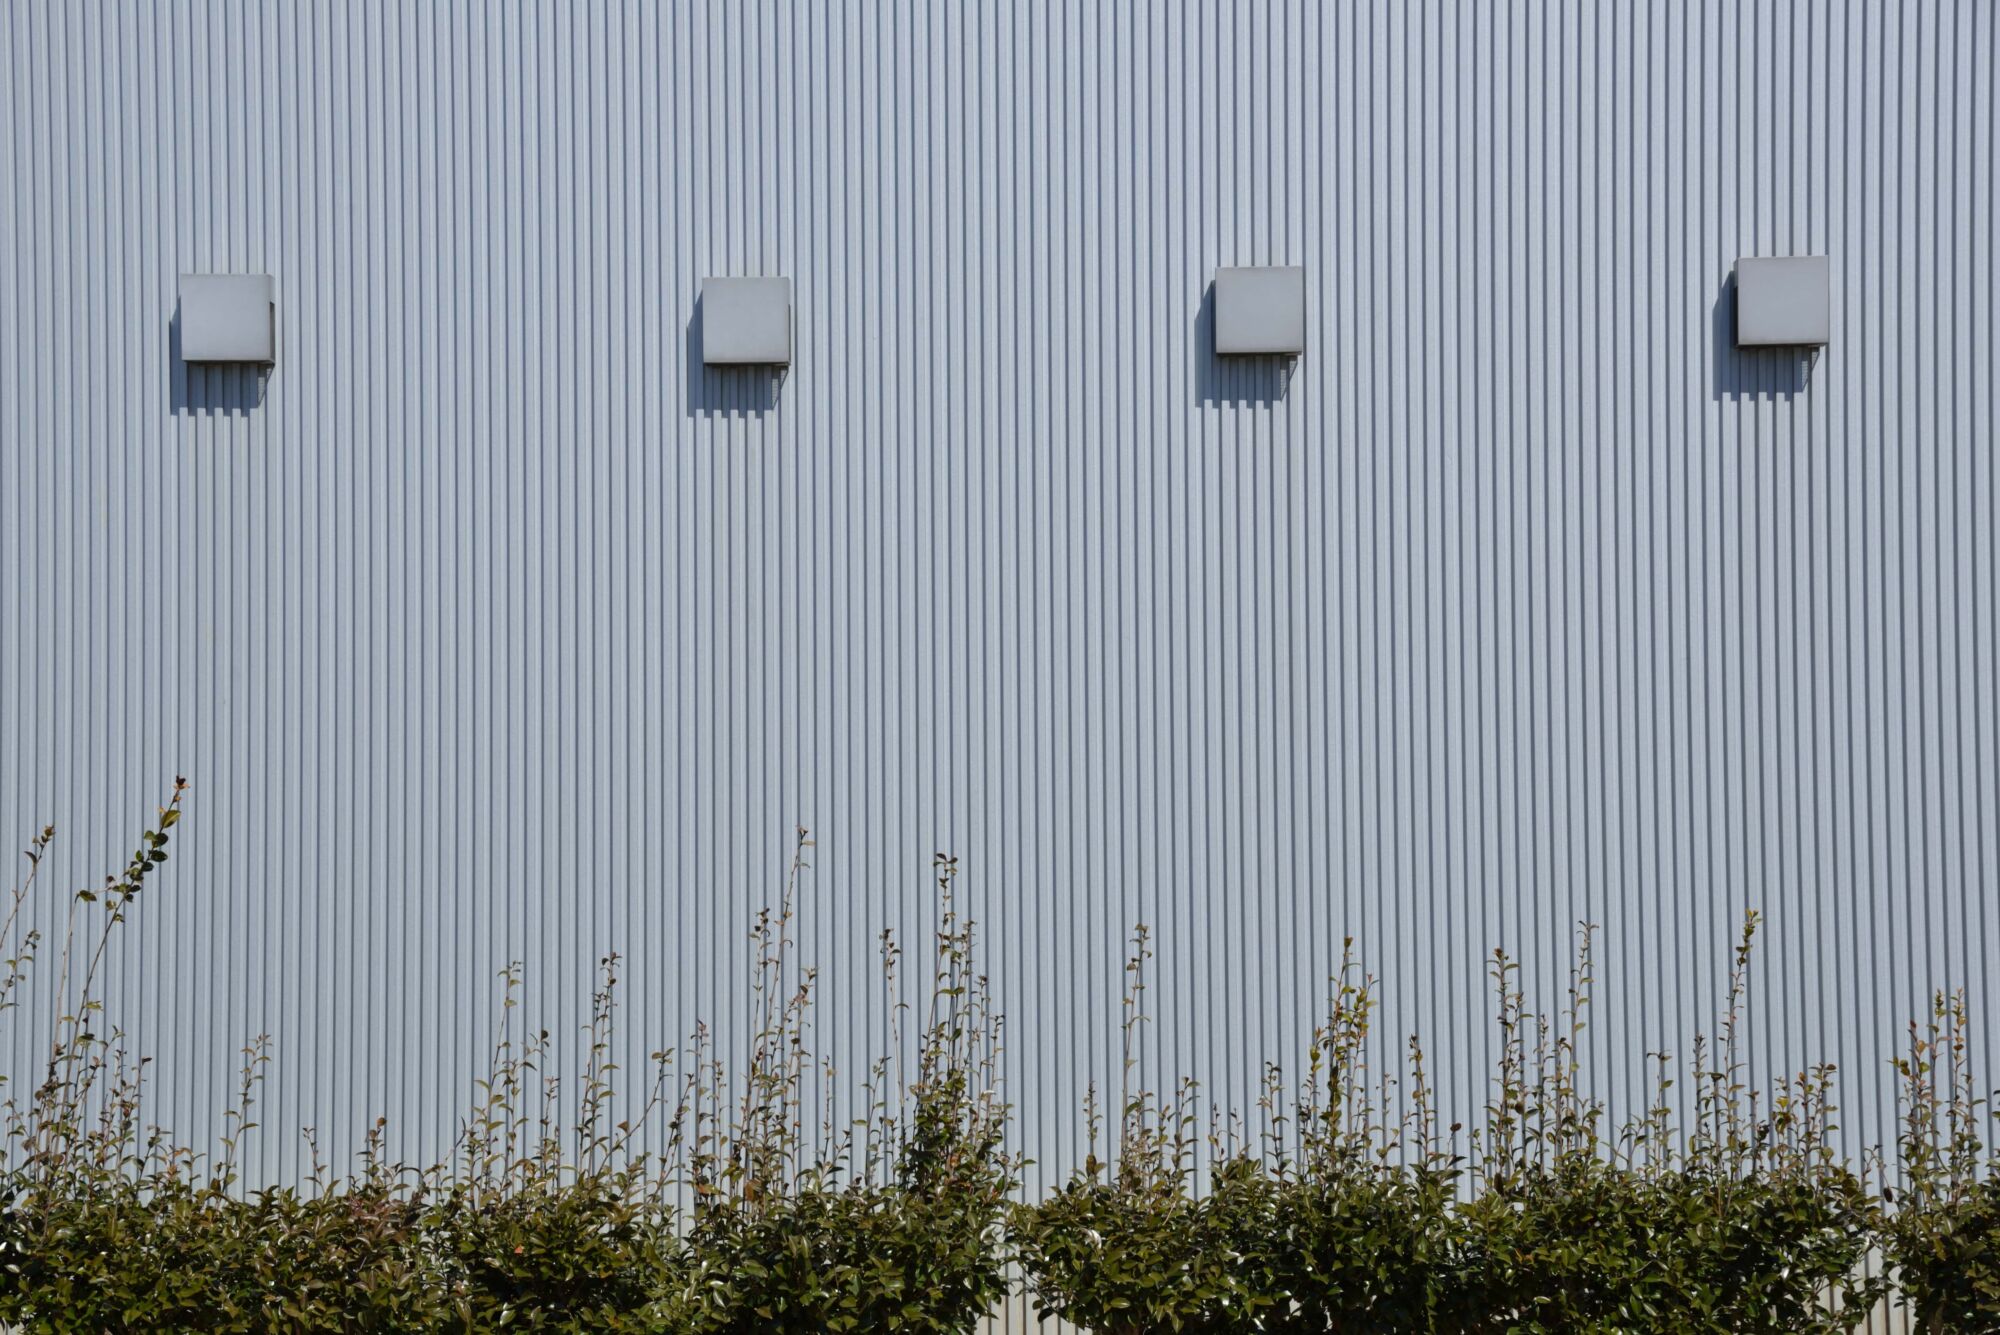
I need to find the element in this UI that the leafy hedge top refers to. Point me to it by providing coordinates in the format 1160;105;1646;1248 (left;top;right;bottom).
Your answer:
0;786;1993;1333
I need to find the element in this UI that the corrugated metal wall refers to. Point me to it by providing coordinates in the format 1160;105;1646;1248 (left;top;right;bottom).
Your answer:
1;3;1994;1315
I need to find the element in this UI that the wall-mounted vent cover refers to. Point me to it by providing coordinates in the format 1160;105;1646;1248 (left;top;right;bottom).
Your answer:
1734;256;1829;347
179;274;275;363
1214;266;1305;355
701;277;791;365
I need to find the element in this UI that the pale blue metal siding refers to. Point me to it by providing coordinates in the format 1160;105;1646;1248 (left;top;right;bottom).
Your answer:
1;0;1995;1262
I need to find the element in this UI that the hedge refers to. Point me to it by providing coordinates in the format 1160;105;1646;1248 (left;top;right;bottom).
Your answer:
0;787;1991;1333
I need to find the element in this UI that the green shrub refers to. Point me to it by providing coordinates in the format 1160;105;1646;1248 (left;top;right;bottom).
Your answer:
1010;1109;1250;1331
0;787;1992;1331
0;785;686;1331
1460;1154;1880;1333
678;1177;1004;1333
1010;937;1466;1332
0;801;1012;1334
670;850;1017;1333
1011;927;1260;1333
1016;919;1889;1334
1227;959;1469;1333
1460;920;1882;1333
1883;990;2000;1332
1220;1164;1466;1332
1;1177;452;1333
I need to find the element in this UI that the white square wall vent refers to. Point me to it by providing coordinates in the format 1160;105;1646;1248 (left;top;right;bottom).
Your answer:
1214;266;1305;355
1735;256;1830;347
701;277;791;365
179;274;275;363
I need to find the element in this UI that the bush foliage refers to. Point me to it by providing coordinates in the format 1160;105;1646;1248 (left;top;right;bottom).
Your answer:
0;787;1993;1331
1013;922;1987;1333
0;803;1013;1332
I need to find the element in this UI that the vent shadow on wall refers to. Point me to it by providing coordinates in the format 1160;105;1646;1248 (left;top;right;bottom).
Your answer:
686;280;788;418
157;260;1834;414
1713;256;1828;401
170;273;275;416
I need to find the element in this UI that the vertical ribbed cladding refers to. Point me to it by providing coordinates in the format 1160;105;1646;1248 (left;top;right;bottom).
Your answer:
0;4;1994;1329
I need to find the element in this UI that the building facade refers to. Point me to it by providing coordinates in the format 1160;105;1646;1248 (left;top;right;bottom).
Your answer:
1;9;1994;1327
